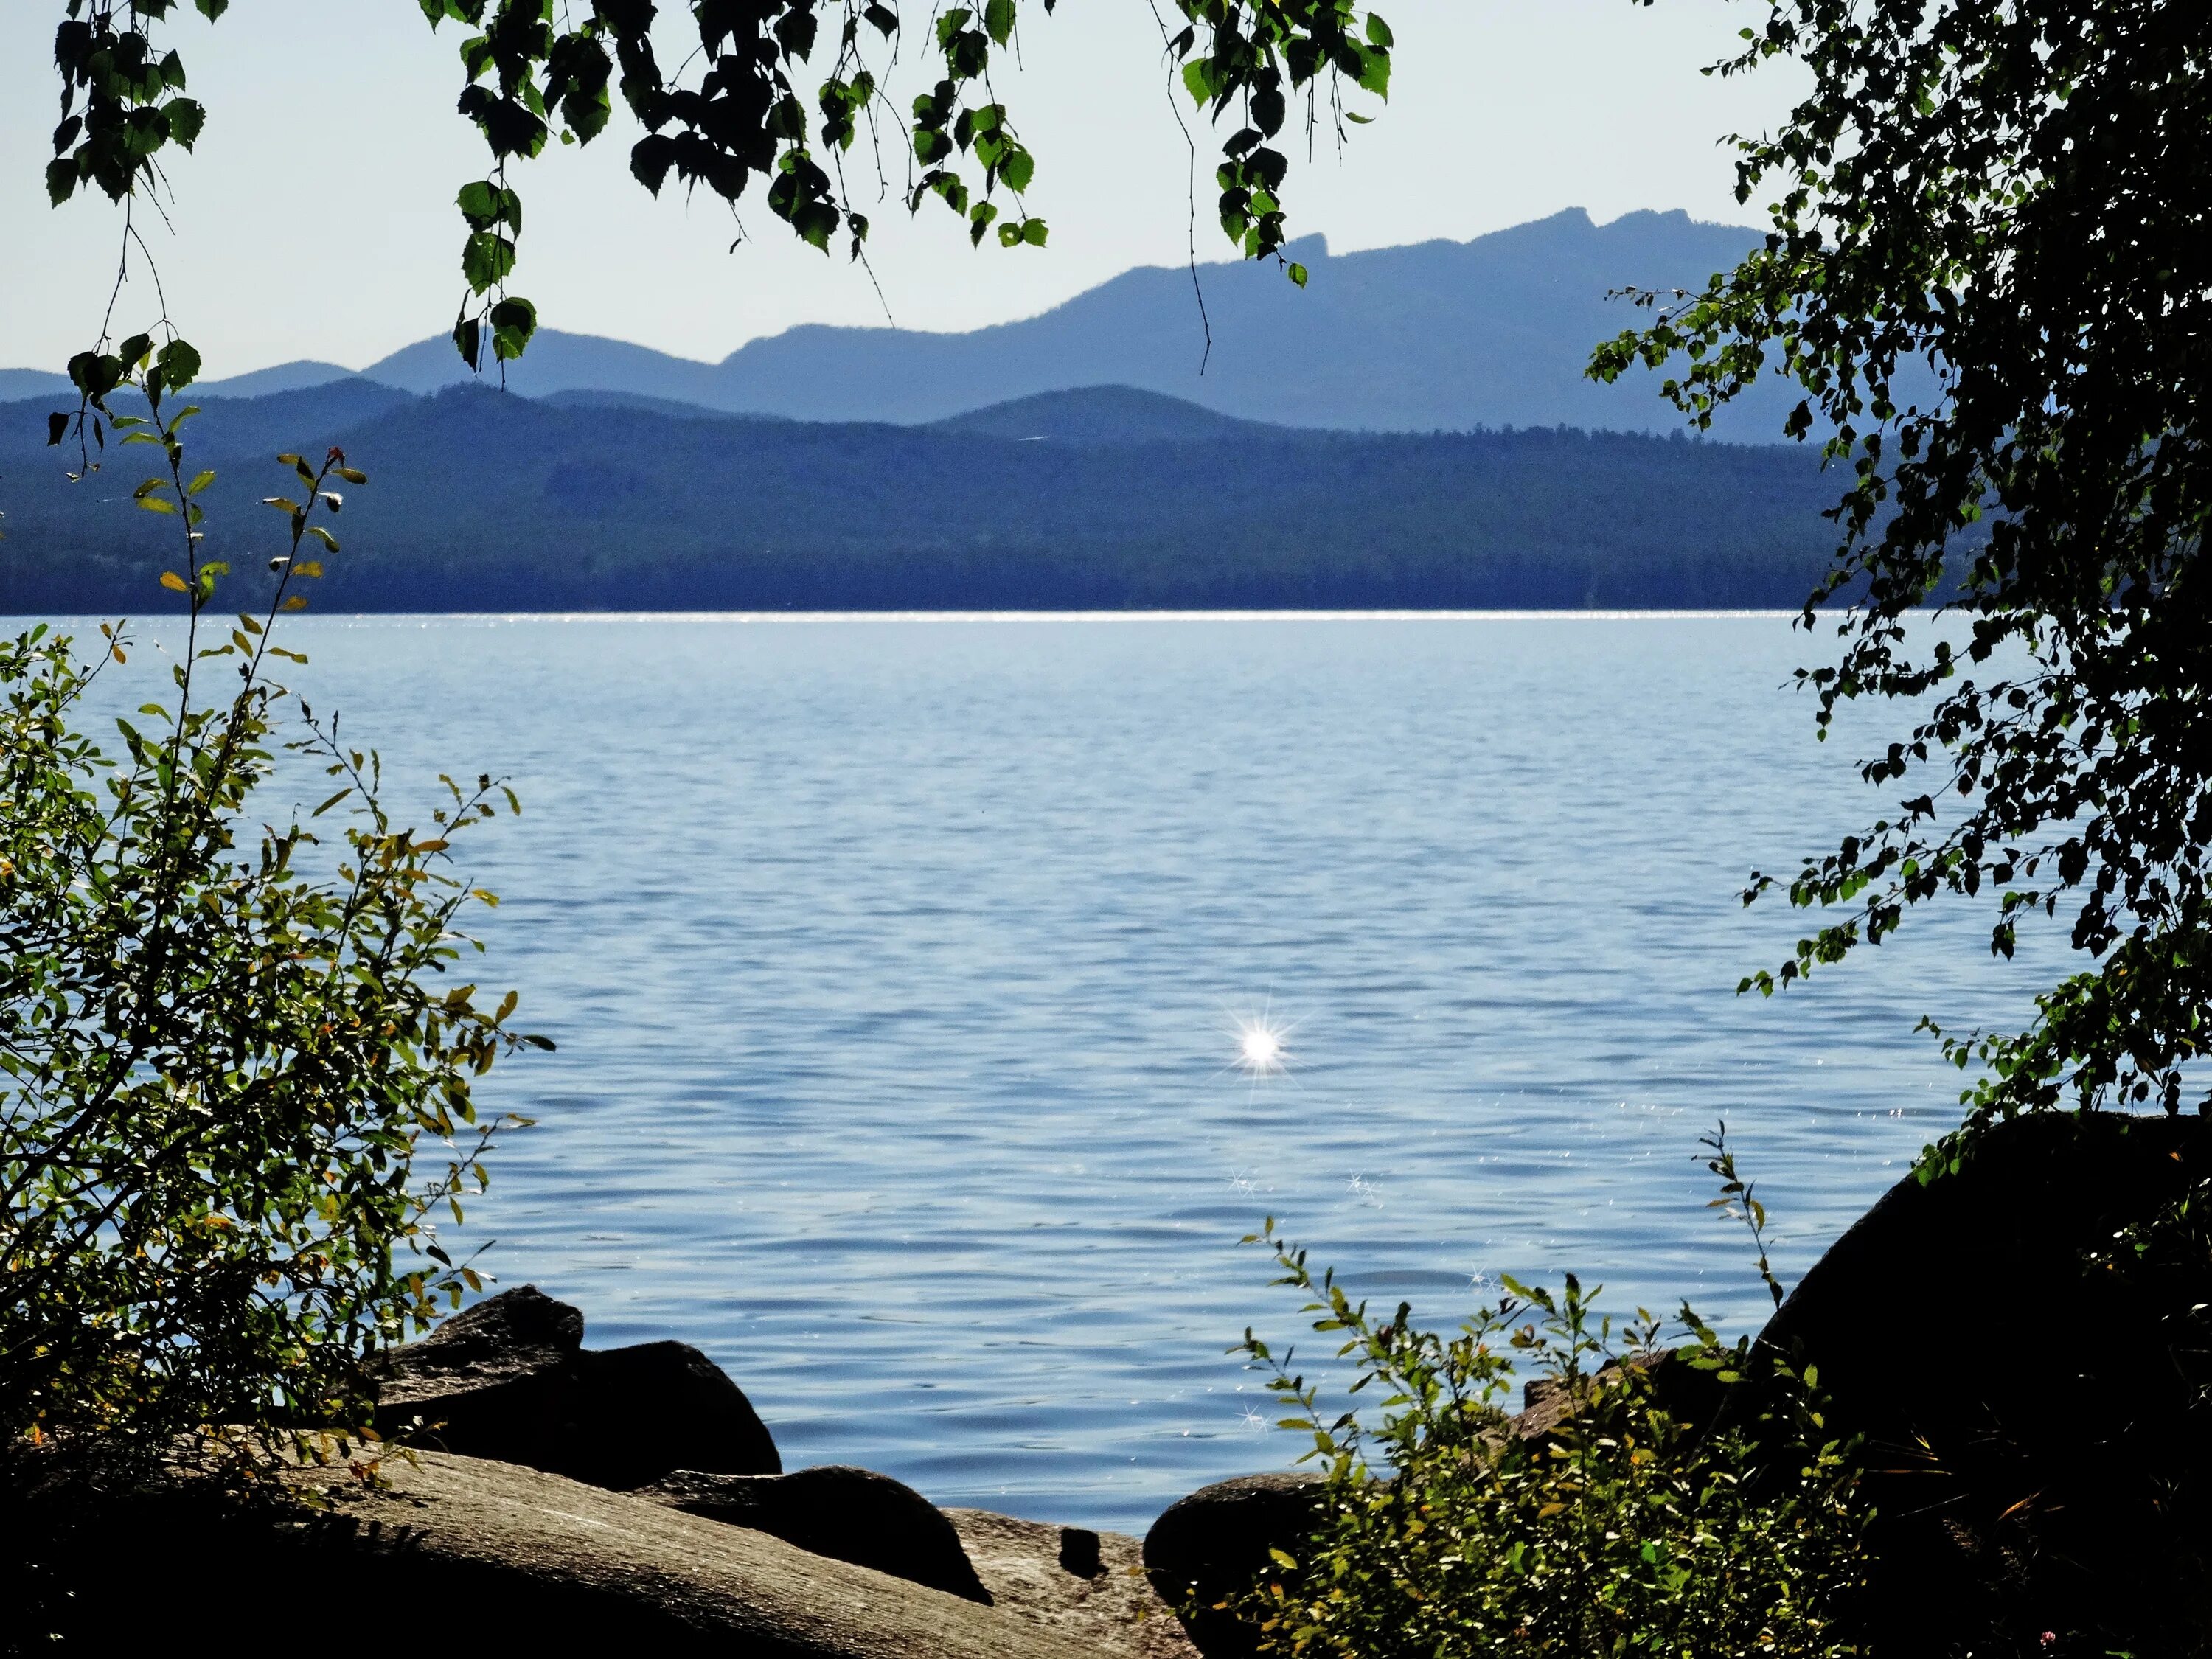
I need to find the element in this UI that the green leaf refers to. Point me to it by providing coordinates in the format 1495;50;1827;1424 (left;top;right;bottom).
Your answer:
158;339;202;394
1357;46;1391;99
489;296;538;361
457;179;522;232
462;232;517;294
165;98;207;150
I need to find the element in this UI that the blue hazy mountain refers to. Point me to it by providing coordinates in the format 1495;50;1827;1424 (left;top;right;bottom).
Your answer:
929;385;1280;442
0;380;1854;613
2;209;1820;438
358;209;1794;436
0;370;72;402
197;359;361;398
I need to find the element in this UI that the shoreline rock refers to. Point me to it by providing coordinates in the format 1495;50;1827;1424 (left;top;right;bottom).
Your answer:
639;1464;994;1603
6;1447;1200;1657
17;1449;1091;1655
341;1284;1192;1655
950;1506;1200;1659
372;1284;780;1489
1142;1472;1324;1658
1752;1110;2212;1651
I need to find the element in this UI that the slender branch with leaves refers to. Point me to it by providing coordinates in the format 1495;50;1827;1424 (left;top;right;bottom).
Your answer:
1225;1161;1865;1658
45;0;1391;396
0;341;544;1481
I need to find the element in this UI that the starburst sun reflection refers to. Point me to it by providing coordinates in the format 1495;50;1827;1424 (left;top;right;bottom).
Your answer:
1231;1012;1294;1079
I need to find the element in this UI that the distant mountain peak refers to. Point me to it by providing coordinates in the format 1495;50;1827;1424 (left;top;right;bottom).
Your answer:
7;209;1853;440
931;385;1285;443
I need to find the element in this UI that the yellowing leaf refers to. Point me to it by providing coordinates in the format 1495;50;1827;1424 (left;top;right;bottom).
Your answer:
159;571;189;593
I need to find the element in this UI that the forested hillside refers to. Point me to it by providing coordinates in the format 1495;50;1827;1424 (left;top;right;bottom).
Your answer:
0;381;1848;613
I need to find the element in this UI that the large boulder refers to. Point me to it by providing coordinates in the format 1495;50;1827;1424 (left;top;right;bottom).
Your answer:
1142;1472;1324;1658
373;1286;779;1489
1756;1110;2212;1654
640;1465;992;1603
9;1448;1092;1656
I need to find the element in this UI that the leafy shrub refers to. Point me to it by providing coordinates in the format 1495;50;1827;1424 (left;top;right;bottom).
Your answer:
0;375;540;1479
1234;1134;1866;1658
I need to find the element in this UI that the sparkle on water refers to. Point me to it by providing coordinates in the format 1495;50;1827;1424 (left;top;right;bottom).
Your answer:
1233;1012;1292;1077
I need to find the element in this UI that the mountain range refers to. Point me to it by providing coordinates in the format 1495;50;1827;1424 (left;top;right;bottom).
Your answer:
1;209;1823;439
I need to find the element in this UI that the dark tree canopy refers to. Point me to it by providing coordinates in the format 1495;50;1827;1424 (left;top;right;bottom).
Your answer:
1598;0;2212;1138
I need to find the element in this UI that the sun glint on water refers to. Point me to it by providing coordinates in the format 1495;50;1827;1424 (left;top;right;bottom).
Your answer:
1234;1016;1291;1077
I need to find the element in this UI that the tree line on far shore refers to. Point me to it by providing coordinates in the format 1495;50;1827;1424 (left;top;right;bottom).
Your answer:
0;383;1854;613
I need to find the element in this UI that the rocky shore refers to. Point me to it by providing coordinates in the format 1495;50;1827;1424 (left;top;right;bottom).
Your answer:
6;1280;1213;1657
9;1112;2208;1654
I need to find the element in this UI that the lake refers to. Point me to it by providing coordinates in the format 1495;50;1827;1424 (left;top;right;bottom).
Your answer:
59;612;2044;1531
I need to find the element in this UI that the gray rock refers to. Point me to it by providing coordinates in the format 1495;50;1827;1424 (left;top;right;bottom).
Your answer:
17;1449;1089;1656
1142;1472;1324;1658
1753;1111;2212;1652
378;1280;582;1382
639;1465;992;1603
372;1285;779;1489
566;1340;782;1489
947;1506;1200;1659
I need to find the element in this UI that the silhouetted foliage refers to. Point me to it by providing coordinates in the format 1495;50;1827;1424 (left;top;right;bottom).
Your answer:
1596;1;2212;1144
0;353;540;1489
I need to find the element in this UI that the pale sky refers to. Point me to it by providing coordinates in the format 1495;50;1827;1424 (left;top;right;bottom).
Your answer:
1;1;1803;378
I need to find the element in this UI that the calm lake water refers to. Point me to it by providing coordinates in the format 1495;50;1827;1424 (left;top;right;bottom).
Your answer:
60;613;2047;1531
